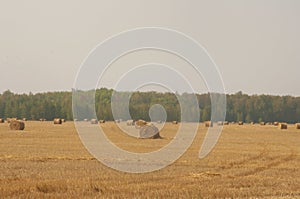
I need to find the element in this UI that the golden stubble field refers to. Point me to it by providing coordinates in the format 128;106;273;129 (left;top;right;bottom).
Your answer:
0;121;300;198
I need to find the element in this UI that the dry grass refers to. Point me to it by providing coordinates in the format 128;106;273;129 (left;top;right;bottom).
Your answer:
0;122;300;198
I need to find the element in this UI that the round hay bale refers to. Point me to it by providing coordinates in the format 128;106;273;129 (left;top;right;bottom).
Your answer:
10;120;25;130
223;121;229;125
295;123;300;129
0;118;4;123
90;119;98;124
53;118;62;124
274;122;279;126
135;120;147;128
250;122;255;125
99;120;105;123
61;119;66;123
139;125;161;139
84;119;88;122
260;122;266;126
22;118;27;121
217;121;223;126
172;121;178;124
238;121;244;125
205;121;213;127
126;120;134;126
279;123;288;130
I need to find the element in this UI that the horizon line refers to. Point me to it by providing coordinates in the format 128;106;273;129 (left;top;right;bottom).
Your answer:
1;88;300;98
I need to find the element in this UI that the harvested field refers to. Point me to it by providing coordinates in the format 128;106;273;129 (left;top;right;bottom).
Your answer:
0;122;300;198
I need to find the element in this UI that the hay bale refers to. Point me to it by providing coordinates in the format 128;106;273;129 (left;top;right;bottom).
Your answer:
139;125;161;139
279;123;288;129
172;121;178;124
61;119;66;123
238;121;244;125
90;119;98;124
126;120;134;126
22;118;27;121
223;121;229;125
84;119;88;122
0;118;4;123
135;120;147;128
10;120;25;130
274;122;279;126
217;121;223;126
99;120;105;123
53;118;62;124
260;122;266;126
295;123;300;129
205;121;213;127
250;122;255;125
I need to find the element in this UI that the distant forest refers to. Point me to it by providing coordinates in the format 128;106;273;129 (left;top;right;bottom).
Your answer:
0;88;300;123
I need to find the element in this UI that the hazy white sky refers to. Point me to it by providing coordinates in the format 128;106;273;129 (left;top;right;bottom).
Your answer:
0;0;299;95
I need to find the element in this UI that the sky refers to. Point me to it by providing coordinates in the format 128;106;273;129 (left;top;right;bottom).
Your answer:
0;0;300;96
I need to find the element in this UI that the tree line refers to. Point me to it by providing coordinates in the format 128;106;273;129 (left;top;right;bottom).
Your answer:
0;89;299;123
